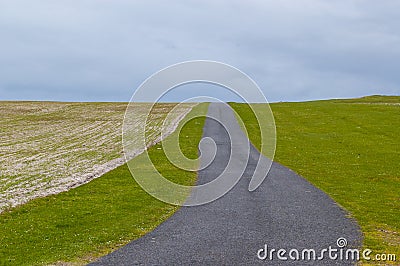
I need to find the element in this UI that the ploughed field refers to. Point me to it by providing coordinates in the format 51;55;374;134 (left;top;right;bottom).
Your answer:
0;101;194;212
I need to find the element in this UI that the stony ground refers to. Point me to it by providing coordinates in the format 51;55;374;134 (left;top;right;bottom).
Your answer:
0;101;194;212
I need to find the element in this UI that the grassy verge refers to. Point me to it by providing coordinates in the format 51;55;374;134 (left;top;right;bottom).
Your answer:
0;103;208;265
230;96;400;263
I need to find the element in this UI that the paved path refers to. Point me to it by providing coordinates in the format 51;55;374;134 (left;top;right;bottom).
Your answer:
91;103;361;265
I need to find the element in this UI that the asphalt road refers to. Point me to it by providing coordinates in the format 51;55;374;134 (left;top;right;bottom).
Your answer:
90;103;361;265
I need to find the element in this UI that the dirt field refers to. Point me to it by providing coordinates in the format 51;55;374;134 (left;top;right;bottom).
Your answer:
0;101;194;212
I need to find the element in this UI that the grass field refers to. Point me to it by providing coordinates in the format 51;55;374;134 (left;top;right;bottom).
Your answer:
230;95;400;263
0;103;208;265
0;101;194;212
1;97;398;264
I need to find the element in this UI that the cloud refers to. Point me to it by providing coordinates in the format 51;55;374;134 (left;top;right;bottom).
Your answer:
0;0;399;102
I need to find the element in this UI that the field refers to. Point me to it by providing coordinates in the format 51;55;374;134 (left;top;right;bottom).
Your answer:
1;97;398;264
231;95;400;262
0;103;208;265
0;101;194;212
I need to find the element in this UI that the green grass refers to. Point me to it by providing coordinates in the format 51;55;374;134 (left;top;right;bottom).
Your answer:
230;95;400;262
0;103;208;265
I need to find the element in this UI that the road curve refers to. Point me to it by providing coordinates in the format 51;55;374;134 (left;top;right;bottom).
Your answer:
90;103;361;265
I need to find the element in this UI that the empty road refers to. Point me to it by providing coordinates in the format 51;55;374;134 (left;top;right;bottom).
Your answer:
91;103;361;265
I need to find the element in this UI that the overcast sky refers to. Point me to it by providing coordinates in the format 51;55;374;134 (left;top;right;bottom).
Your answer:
1;0;399;102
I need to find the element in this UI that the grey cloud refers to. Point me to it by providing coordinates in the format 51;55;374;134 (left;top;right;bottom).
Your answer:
0;0;399;102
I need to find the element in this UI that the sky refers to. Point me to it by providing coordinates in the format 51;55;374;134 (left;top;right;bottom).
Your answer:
0;0;399;102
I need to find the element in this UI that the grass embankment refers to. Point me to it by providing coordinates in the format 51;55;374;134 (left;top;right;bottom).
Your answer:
230;96;399;262
0;103;208;265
